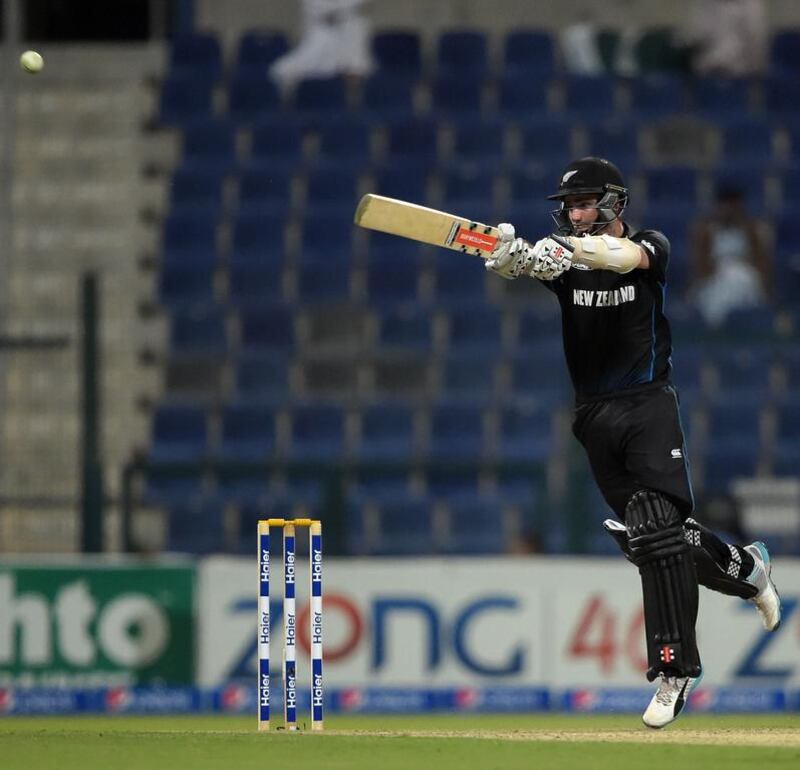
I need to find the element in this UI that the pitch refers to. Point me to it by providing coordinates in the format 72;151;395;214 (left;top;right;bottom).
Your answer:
3;714;799;770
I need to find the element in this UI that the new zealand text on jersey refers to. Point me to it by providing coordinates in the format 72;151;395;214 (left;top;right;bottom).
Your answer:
573;285;636;308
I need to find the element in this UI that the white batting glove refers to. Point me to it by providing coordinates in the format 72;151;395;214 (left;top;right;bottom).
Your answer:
529;236;573;281
485;223;536;280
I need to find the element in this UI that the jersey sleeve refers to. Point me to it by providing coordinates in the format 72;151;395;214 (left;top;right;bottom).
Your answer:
631;229;670;283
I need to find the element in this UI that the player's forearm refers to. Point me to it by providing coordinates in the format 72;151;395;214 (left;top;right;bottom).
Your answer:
566;234;643;274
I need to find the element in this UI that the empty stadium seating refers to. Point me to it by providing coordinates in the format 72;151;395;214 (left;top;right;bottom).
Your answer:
147;25;800;557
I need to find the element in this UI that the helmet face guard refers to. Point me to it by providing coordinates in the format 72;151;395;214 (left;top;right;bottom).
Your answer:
550;184;629;236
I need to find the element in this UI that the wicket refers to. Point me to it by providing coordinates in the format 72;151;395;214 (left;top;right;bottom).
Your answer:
258;518;323;732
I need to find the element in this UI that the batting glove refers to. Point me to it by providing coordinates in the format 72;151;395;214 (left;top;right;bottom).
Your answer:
529;236;573;281
485;223;536;279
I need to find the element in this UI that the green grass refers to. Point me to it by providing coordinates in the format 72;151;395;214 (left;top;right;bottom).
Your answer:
2;714;799;770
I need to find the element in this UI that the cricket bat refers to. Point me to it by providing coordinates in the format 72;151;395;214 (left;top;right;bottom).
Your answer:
354;194;500;258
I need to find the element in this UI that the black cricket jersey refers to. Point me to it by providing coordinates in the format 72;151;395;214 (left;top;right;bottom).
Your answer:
543;224;672;400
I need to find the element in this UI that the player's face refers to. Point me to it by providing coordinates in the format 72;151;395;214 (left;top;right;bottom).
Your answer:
564;195;600;235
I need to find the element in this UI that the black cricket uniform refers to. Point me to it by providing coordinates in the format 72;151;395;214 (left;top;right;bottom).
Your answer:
542;224;695;521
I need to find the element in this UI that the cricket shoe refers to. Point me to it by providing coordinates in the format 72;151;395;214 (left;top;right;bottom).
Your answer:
744;542;782;631
642;669;703;729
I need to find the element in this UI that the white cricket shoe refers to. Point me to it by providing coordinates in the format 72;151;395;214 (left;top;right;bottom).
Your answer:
642;669;703;729
744;542;782;631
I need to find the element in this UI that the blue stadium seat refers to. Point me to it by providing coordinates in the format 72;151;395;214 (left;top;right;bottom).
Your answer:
427;467;481;499
376;306;433;352
430;74;484;116
448;118;508;167
585;121;641;169
182;118;238;173
372;167;431;204
316;116;372;168
437;30;489;77
433;249;490;304
503;29;556;77
239;305;295;353
356;403;415;461
287;404;346;461
166;500;225;554
721;119;776;168
236;30;289;71
229;209;287;263
371;31;421;74
293;76;348;115
710;347;774;399
427;402;486;460
780;349;800;392
704;397;762;448
628;76;688;118
361;73;417;117
518;116;575;170
228;263;285;307
383;117;440;166
507;349;569;407
500;201;556;242
764;77;800;121
228;71;282;123
642;167;700;205
216;468;270;506
495;403;553;463
149;404;209;463
296;260;353;302
299;215;354;260
162;209;218;257
514;308;563;350
219;404;277;462
169;165;226;211
508;167;555;202
169;34;222;82
351;469;415;501
496;73;551;117
158;261;216;310
440;352;498;400
439;165;497;202
447;306;503;352
159;74;213;126
304;168;361;211
444;496;510;554
691;78;752;121
366;231;422;264
772;398;800;475
169;306;229;358
143;465;207;507
365;259;421;305
770;31;800;75
249;116;308;166
702;445;759;496
373;496;436;555
234;353;290;403
670;346;707;400
721;307;777;340
236;169;291;220
561;76;619;120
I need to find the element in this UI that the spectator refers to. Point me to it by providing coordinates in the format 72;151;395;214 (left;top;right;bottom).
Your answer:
682;0;767;77
690;185;771;326
270;0;373;93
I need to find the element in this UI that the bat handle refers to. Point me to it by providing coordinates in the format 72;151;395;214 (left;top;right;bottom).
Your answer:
550;234;575;252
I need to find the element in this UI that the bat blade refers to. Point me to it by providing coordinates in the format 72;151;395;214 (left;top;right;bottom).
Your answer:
354;194;499;257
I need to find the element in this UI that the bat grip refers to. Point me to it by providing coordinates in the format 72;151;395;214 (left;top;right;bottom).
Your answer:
550;234;575;252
